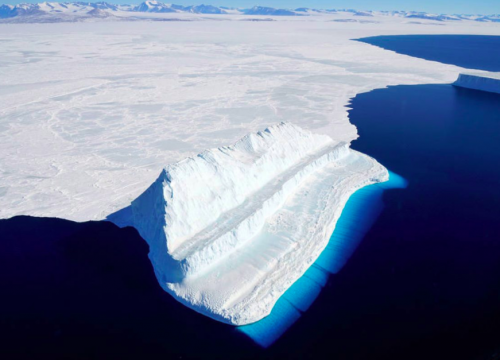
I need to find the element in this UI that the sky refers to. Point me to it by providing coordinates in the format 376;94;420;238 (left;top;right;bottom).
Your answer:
2;0;499;15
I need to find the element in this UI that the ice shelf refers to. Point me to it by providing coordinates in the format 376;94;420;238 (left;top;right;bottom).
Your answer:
130;122;388;325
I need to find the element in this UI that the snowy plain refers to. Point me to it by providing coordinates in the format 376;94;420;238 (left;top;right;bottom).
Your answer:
0;14;499;222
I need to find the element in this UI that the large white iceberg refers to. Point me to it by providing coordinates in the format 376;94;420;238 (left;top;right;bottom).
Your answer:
131;122;388;325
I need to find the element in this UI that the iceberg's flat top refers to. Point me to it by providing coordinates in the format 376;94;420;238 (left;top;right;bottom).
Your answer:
457;71;500;80
453;72;500;94
131;123;388;324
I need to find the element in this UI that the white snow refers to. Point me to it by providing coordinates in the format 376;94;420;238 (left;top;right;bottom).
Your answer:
131;122;388;324
1;19;499;222
453;72;500;94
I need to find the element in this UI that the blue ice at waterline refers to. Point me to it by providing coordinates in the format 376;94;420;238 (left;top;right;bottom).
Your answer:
238;171;408;347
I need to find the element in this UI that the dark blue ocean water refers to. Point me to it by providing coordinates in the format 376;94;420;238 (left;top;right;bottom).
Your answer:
346;84;500;359
356;35;500;72
2;36;500;359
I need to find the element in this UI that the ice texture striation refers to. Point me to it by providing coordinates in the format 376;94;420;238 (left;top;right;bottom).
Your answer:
453;72;500;94
131;122;388;325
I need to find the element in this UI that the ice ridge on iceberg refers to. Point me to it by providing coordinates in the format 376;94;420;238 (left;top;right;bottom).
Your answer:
131;122;388;325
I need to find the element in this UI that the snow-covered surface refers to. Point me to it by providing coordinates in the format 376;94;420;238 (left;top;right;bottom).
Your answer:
453;72;500;94
130;122;388;324
0;19;499;221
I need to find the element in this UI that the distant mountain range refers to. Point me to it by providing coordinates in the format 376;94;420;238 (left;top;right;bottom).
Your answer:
0;2;499;23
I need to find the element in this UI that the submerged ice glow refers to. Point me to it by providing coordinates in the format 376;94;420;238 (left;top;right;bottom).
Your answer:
238;171;408;347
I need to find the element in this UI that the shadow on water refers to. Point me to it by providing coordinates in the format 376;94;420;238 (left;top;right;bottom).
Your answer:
0;217;258;359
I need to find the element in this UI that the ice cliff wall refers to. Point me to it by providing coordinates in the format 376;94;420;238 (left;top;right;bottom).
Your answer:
453;72;500;95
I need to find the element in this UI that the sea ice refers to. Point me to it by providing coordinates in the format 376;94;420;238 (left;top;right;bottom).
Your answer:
131;122;388;325
1;20;498;221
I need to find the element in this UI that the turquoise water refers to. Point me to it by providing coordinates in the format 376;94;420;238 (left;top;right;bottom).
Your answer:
238;171;408;347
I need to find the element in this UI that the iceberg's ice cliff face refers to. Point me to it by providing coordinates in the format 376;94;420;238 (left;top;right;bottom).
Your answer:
453;72;500;94
131;122;388;325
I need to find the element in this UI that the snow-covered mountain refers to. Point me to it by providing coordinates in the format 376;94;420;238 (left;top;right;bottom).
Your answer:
132;1;226;14
134;1;176;13
0;1;121;20
242;6;297;16
0;2;499;23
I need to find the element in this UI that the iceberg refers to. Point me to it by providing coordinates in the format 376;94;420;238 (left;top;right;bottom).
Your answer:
131;122;388;325
453;72;500;94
